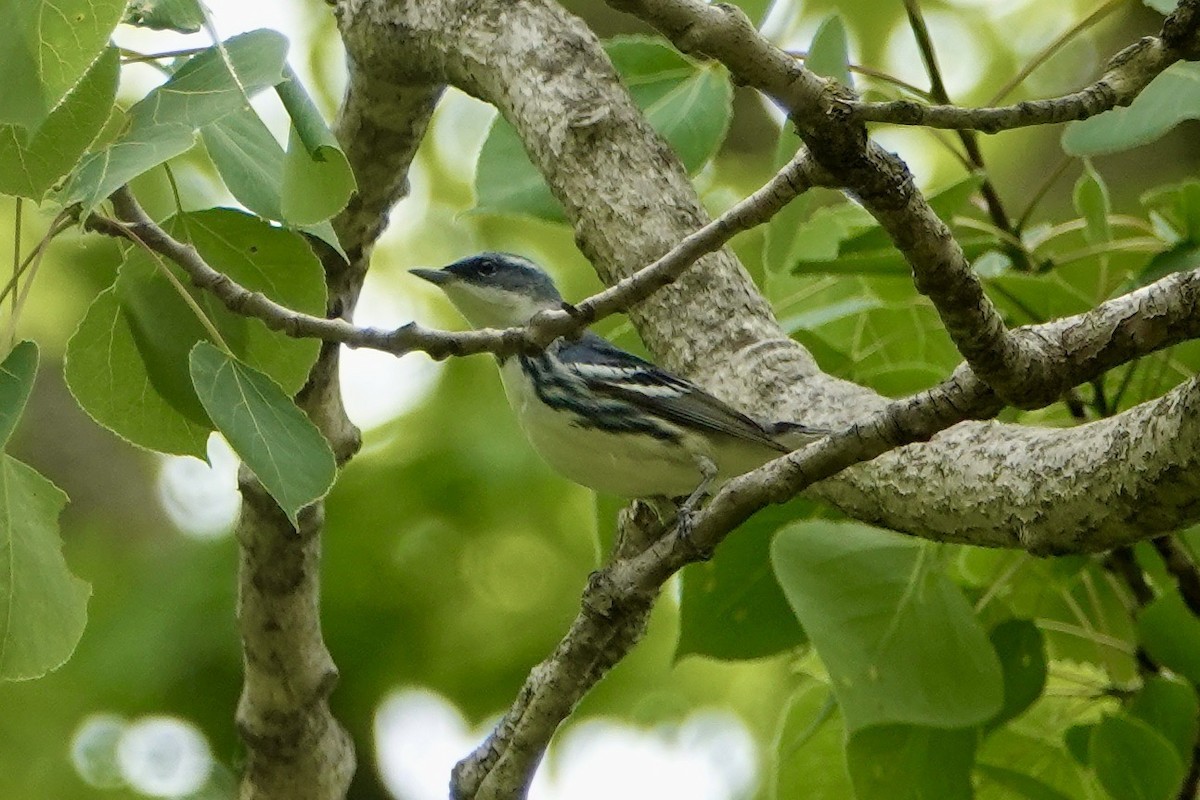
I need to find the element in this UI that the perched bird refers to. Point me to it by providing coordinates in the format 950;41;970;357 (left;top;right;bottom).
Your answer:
410;252;824;516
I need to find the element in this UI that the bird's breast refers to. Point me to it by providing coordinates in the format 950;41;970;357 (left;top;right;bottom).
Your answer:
497;358;706;497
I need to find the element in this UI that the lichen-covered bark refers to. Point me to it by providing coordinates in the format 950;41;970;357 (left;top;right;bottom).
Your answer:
335;0;1200;552
233;61;442;800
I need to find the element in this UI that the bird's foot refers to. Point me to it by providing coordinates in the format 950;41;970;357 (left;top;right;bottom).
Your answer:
674;488;713;561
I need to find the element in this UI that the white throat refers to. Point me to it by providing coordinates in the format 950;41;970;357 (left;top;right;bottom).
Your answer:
441;283;556;328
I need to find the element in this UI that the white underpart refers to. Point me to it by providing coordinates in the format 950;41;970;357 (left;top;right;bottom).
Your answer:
499;358;781;498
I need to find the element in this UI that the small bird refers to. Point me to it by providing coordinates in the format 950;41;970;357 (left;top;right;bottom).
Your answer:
410;252;824;517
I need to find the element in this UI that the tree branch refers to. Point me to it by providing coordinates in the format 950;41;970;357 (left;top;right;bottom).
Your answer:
229;58;444;800
900;0;1026;270
87;149;826;362
87;185;1200;553
850;20;1200;131
609;0;1200;411
323;1;1200;796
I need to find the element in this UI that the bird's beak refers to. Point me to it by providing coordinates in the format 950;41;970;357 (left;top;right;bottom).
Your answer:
409;268;453;286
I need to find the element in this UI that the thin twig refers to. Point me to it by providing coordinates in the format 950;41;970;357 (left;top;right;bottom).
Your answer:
902;0;1030;269
90;213;233;353
88;154;826;360
849;26;1183;132
787;50;931;98
2;209;75;346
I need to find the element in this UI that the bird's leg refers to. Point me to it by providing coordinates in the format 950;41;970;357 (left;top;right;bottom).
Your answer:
675;456;717;559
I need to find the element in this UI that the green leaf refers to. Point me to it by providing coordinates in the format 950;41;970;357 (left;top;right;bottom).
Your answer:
64;30;290;214
474;37;732;220
1137;592;1200;685
1141;180;1200;242
772;685;854;800
1064;723;1093;766
0;454;90;681
114;209;323;411
113;255;214;427
65;285;212;457
1128;676;1199;763
1073;161;1111;244
607;38;732;171
791;174;992;274
986;619;1046;731
771;522;1004;731
0;46;118;200
0;0;126;133
1090;714;1183;800
189;342;336;526
177;210;326;390
1129;242;1200;289
1062;63;1200;156
805;15;852;88
124;0;205;33
981;710;1098;798
203;107;287;218
759;14;848;276
975;764;1074;800
0;341;38;449
200;106;346;258
762;125;811;275
65;209;325;456
809;302;959;396
473;118;565;221
846;724;976;800
990;246;1152;324
677;499;813;661
275;67;356;225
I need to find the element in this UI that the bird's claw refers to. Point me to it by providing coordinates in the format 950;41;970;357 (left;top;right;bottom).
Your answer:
675;492;713;561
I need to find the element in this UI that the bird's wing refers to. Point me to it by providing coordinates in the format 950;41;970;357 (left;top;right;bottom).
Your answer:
557;333;789;453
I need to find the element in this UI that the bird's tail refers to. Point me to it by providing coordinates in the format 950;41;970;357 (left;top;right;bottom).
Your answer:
765;420;833;450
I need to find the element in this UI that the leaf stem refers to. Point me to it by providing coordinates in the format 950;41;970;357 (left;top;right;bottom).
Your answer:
10;198;20;348
119;46;209;63
787;51;932;99
988;0;1128;106
1015;155;1075;231
102;214;234;354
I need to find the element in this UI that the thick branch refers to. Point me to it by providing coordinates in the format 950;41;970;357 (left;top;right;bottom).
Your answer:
233;60;442;800
233;477;354;800
611;0;1200;410
330;1;1200;797
90;187;1200;553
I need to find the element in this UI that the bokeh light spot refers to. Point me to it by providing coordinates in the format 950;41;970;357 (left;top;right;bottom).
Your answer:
375;687;757;800
341;275;442;430
116;716;213;798
70;714;128;790
157;435;240;540
884;12;988;99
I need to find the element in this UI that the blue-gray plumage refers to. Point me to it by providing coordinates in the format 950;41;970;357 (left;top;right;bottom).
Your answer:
410;253;823;503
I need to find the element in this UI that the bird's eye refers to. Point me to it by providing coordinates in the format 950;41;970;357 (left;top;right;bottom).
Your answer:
477;260;497;276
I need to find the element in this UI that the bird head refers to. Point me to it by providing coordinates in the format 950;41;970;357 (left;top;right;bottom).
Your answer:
410;252;563;328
